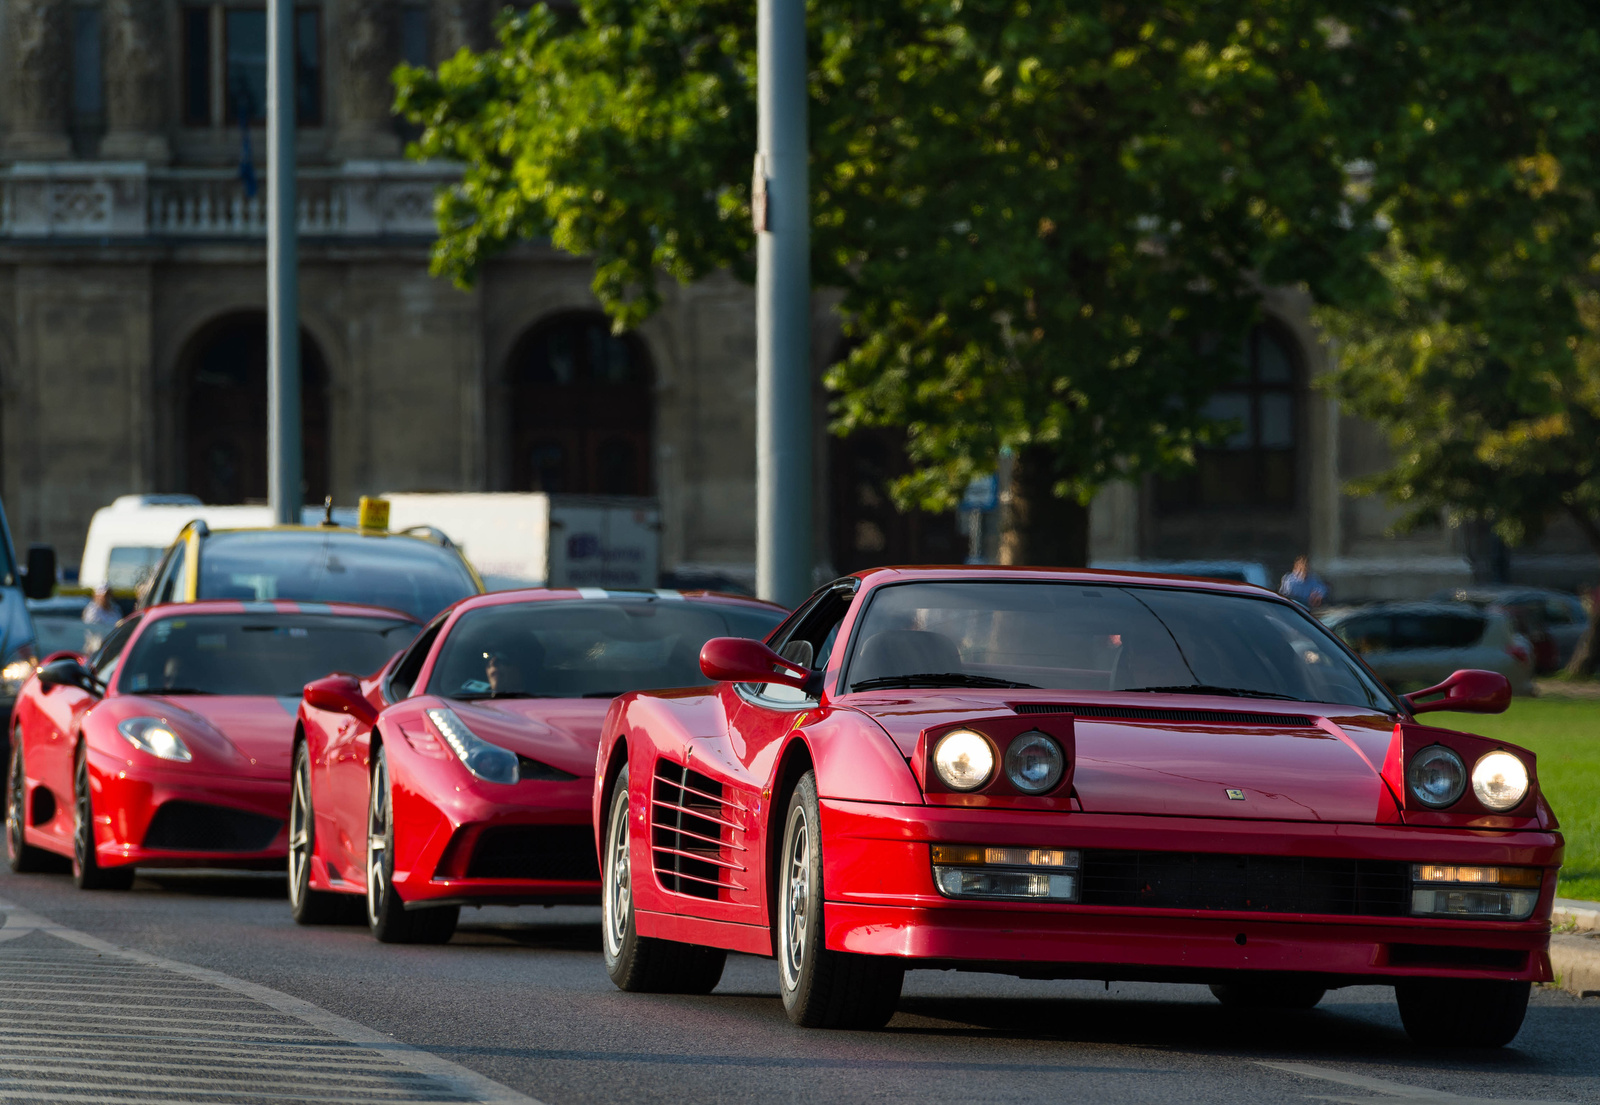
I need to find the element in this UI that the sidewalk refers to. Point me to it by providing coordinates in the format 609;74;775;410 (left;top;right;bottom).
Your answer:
1551;898;1600;998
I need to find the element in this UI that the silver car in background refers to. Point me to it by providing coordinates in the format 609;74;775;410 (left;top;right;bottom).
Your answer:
1319;601;1535;697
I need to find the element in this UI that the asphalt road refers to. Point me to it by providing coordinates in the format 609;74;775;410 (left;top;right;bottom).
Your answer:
2;864;1598;1105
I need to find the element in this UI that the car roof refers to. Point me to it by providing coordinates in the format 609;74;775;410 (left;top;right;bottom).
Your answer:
441;587;788;617
848;564;1281;599
136;599;422;623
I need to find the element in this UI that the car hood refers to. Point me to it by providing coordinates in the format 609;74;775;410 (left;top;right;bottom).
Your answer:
442;698;610;778
844;690;1402;823
109;694;301;777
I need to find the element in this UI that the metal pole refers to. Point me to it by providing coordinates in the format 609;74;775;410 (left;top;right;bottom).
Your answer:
267;0;301;524
755;0;811;607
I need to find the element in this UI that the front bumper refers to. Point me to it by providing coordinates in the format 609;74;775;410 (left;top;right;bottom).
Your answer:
819;799;1561;984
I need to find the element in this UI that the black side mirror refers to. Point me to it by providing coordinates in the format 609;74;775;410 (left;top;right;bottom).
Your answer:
37;656;100;696
22;544;56;600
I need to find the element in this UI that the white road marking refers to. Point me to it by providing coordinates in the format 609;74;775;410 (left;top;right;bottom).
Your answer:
0;896;544;1105
1256;1060;1576;1104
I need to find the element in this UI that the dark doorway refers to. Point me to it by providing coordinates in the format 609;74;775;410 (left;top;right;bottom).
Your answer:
829;427;964;574
180;312;330;504
507;313;653;495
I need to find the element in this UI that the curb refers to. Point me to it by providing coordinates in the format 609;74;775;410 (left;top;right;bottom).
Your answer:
1550;898;1600;998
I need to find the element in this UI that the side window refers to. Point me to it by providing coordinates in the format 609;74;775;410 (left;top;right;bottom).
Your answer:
152;542;189;606
92;616;141;687
385;617;445;703
751;588;854;705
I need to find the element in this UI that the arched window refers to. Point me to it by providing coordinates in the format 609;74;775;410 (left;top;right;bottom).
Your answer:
179;312;330;504
507;313;653;496
1158;324;1299;510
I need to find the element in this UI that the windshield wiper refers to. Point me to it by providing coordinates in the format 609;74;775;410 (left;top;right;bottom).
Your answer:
452;691;558;700
1119;684;1304;702
582;691;625;698
153;686;215;695
850;673;1037;691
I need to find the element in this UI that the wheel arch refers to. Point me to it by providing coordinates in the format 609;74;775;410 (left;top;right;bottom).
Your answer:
764;735;817;939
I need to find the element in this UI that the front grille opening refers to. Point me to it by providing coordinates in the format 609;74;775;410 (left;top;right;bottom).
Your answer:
651;760;738;901
141;801;282;853
464;825;600;881
1079;850;1410;916
1388;944;1529;971
516;755;577;781
1014;703;1316;727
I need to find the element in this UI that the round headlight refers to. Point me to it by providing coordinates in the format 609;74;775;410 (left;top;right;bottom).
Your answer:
1407;744;1466;809
1472;751;1529;812
1004;730;1065;794
932;729;994;792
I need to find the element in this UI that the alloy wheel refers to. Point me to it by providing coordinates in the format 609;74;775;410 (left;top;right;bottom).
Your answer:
73;756;93;876
288;755;312;909
366;754;389;927
6;744;25;861
602;785;631;959
779;804;810;990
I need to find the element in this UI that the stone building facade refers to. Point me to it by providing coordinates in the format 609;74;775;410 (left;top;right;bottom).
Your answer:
1;0;1594;597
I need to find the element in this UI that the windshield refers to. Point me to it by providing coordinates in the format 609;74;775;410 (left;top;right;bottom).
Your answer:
197;532;477;620
119;614;419;697
845;581;1396;710
428;599;786;700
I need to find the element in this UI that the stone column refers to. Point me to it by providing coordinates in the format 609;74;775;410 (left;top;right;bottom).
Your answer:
429;0;492;61
101;0;171;162
3;0;71;159
333;0;402;160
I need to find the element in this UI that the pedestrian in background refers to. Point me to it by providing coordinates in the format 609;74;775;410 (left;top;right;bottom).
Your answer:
82;584;120;653
1279;555;1328;609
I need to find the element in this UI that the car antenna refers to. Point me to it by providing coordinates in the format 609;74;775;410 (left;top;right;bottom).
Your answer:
321;495;336;528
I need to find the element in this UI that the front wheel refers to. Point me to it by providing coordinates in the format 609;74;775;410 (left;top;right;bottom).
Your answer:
777;771;903;1028
7;739;54;873
289;742;343;925
365;746;457;944
1395;979;1531;1048
601;764;726;993
72;751;133;891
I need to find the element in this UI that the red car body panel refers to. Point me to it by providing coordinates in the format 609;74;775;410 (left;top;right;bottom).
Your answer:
300;588;788;909
595;566;1564;987
11;600;416;871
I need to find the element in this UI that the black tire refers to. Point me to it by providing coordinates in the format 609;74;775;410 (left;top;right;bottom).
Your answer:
365;746;458;944
777;771;903;1029
1395;978;1531;1048
72;751;134;891
1210;979;1326;1010
289;742;344;925
601;764;727;994
7;738;54;873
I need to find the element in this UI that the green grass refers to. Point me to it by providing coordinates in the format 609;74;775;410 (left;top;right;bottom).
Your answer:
1442;697;1600;903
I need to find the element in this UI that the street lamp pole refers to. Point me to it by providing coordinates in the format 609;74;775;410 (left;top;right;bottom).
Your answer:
755;0;811;607
267;0;301;525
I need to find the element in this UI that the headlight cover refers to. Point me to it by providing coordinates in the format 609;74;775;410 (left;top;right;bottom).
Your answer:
1471;751;1530;812
0;643;37;698
427;707;518;785
1407;744;1466;808
1004;730;1065;794
932;729;994;791
117;717;192;762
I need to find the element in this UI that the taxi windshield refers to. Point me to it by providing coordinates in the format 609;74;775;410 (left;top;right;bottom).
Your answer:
119;613;418;697
845;581;1397;711
429;599;785;700
197;531;477;620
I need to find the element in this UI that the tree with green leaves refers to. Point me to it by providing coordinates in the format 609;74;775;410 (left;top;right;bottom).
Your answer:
1315;2;1600;674
395;1;1378;566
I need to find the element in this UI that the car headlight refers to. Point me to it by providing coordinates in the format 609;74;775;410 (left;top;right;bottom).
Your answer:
932;729;994;791
116;717;192;762
1;643;37;698
1472;751;1530;812
1004;730;1065;794
1407;744;1466;808
426;708;519;785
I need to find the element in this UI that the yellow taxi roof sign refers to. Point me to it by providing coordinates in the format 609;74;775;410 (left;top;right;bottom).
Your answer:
358;496;391;532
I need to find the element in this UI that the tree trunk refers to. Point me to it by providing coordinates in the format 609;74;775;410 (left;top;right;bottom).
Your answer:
1561;507;1600;678
998;445;1090;568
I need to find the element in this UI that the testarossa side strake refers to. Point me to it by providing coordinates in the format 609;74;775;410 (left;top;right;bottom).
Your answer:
594;567;1562;1046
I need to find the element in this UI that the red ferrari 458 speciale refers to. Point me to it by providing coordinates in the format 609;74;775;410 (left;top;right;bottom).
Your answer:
594;566;1563;1046
290;587;786;944
5;600;420;888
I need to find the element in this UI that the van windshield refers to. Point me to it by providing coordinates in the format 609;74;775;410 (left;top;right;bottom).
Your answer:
197;531;478;620
845;581;1397;711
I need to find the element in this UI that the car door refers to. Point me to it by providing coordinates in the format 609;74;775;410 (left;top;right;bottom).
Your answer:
660;586;854;928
